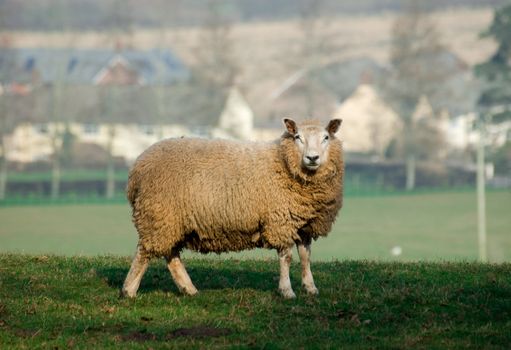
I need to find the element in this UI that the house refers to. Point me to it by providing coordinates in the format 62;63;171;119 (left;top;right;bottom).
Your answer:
212;87;254;140
0;47;193;164
0;47;189;87
5;122;191;164
5;89;277;164
0;46;286;162
332;84;402;156
266;57;386;120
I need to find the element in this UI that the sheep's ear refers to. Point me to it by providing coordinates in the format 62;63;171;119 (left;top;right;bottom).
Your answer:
326;118;342;134
283;118;298;135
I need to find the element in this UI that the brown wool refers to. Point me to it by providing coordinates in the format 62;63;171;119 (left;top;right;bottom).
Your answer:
126;119;344;257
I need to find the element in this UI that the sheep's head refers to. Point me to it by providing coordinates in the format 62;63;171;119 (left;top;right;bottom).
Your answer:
282;118;342;177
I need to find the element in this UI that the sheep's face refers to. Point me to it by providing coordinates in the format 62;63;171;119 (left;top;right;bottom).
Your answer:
284;118;342;172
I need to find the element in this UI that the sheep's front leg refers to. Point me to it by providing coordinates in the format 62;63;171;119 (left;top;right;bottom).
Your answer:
278;246;296;299
297;243;318;295
165;248;198;296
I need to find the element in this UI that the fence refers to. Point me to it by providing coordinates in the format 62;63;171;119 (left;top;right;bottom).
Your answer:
0;168;488;207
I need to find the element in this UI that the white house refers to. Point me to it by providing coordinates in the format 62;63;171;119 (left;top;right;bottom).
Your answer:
332;84;402;156
5;122;192;164
212;87;254;140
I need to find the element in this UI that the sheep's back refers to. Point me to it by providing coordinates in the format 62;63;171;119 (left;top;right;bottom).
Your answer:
129;138;282;253
135;137;277;196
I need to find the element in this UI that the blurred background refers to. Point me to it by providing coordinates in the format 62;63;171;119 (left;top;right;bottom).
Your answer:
0;0;509;262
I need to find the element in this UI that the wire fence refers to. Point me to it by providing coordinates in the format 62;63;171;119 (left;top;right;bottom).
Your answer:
0;165;508;207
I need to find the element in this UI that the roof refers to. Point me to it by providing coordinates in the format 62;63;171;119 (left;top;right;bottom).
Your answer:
265;57;386;121
0;47;189;85
272;57;385;103
315;57;386;101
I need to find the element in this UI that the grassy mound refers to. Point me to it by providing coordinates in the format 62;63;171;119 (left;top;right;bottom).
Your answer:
0;254;510;349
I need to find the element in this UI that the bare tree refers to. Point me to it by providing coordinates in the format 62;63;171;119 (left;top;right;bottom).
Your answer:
0;42;16;200
45;0;77;199
49;83;63;199
190;1;240;125
101;0;134;199
385;0;449;190
295;0;337;117
270;0;339;119
0;95;8;200
154;0;183;138
194;2;239;90
0;1;20;200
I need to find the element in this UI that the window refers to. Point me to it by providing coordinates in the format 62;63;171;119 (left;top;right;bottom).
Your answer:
83;123;99;134
34;123;48;134
139;124;154;135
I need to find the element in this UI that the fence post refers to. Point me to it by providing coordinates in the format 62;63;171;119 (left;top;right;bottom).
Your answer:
476;115;487;263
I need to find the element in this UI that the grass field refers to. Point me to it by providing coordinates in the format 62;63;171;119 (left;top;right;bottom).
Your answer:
0;254;510;349
0;191;510;262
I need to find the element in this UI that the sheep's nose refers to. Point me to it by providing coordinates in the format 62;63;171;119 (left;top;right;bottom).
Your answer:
306;155;319;163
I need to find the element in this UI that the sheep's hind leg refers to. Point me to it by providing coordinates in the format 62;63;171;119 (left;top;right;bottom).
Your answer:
122;245;150;298
278;246;296;299
165;248;198;296
297;242;318;295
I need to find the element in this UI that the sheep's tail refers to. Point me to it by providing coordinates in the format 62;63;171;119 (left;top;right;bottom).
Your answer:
126;170;139;208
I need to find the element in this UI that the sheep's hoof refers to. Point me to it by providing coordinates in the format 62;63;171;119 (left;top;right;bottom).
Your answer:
279;288;297;299
304;285;319;296
181;286;198;296
120;288;137;299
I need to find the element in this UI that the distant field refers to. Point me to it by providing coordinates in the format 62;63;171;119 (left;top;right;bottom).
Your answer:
1;191;509;262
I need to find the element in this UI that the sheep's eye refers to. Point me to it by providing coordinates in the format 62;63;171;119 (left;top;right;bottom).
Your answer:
294;135;302;142
323;135;329;142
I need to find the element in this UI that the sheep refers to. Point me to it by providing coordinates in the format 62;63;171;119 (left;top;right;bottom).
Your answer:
122;118;344;299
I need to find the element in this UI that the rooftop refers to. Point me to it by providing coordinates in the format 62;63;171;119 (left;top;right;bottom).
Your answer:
0;47;189;85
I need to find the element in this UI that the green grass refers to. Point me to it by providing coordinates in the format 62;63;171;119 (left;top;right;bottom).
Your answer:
0;191;510;262
0;254;510;349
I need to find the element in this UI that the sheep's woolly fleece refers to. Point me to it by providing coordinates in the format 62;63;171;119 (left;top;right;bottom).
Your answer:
127;119;344;257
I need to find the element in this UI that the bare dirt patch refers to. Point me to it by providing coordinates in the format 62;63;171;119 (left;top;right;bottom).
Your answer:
120;326;231;342
166;326;232;339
